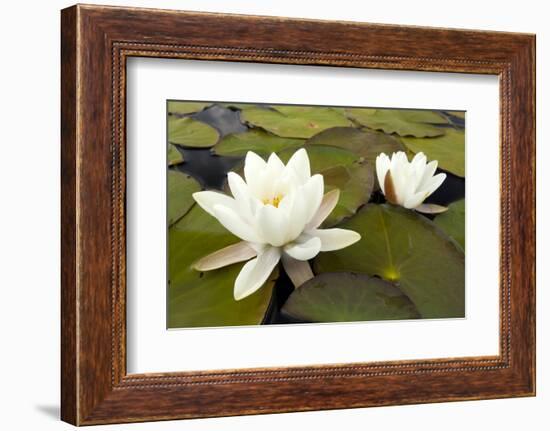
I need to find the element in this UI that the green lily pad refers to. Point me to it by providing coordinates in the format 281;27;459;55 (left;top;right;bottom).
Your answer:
277;145;359;173
446;110;466;120
314;204;465;318
434;199;465;251
168;171;201;226
401;128;465;177
168;205;276;328
168;143;184;166
306;127;406;164
282;272;419;322
241;106;352;139
346;108;447;138
213;129;305;157
168;117;219;148
168;101;211;115
321;162;374;227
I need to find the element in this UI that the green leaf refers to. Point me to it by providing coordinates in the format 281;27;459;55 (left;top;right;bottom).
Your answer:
401;128;465;177
321;162;374;226
168;117;219;148
241;106;352;139
277;145;359;173
346;108;447;138
314;204;465;318
168;101;211;115
213;129;305;157
168;205;275;328
282;272;419;323
434;199;465;251
167;171;201;226
168;143;184;166
305;127;406;164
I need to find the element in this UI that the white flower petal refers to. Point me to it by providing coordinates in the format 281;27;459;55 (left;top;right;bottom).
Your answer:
267;152;285;175
285;148;311;185
244;151;267;185
192;191;237;217
415;203;448;214
283;235;322;261
403;191;429;209
306;189;340;230
256;204;289;247
212;204;261;243
425;173;447;195
192;241;257;271
227;172;253;220
234;247;281;300
376;153;391;194
311;228;361;251
418;160;438;191
281;254;314;288
279;190;309;242
303;174;324;223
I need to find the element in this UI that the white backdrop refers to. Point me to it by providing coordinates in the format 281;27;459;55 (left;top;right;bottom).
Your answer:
0;0;547;430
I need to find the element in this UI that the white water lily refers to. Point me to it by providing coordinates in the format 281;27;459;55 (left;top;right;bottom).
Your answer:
192;149;361;300
376;151;447;214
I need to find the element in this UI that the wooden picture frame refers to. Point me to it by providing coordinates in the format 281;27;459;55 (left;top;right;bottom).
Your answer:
61;4;536;425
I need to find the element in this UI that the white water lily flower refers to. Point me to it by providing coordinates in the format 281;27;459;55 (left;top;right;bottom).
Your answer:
192;148;361;300
376;151;447;214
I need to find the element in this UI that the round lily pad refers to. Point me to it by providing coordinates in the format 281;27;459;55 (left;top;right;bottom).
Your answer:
168;205;276;328
168;116;219;148
240;106;352;139
401;128;465;177
314;204;465;318
213;129;305;157
168;171;201;226
282;272;419;323
306;127;406;164
277;145;359;173
168;143;184;166
346;108;447;138
168;101;211;115
434;199;465;251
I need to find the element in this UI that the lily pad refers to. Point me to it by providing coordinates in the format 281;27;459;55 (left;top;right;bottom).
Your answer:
168;117;219;148
277;145;359;173
168;101;211;115
168;171;201;226
306;127;406;164
241;106;352;139
401;128;465;177
168;205;276;328
213;129;305;157
314;204;465;318
346;108;447;138
434;199;465;251
321;162;374;226
282;272;419;322
168;143;184;166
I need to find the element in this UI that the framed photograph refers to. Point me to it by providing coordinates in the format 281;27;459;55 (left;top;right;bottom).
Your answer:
61;4;536;425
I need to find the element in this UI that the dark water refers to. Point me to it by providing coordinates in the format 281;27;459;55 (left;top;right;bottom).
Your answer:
169;103;465;324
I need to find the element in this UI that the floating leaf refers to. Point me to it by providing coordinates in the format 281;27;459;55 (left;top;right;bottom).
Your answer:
347;108;447;138
282;272;419;322
434;199;465;251
321;162;374;226
213;129;305;157
168;101;211;115
168;171;201;226
314;204;465;318
306;127;406;164
446;110;466;120
401;128;465;177
277;145;359;173
241;106;352;139
168;205;275;328
168;143;184;166
168;117;219;148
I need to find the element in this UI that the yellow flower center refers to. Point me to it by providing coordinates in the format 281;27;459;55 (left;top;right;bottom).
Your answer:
263;195;283;208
